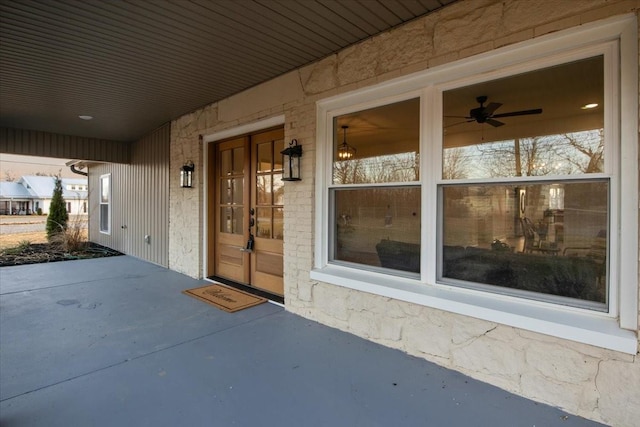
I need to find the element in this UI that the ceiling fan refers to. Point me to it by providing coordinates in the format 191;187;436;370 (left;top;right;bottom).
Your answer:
447;96;542;127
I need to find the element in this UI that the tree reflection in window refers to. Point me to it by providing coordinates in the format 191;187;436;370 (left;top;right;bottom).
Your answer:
444;130;604;179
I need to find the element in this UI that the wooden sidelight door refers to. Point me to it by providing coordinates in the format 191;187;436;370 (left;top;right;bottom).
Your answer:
212;128;284;296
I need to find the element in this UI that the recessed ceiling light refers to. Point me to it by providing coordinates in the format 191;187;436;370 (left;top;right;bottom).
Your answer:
581;103;598;110
78;115;93;120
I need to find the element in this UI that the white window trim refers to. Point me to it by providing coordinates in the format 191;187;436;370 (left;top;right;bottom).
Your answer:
312;15;638;354
434;42;618;316
99;173;111;235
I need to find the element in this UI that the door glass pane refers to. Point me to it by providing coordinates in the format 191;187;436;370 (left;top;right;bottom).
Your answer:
220;150;232;176
220;207;232;233
440;180;608;308
274;139;284;171
333;98;420;184
256;207;271;238
257;142;272;173
273;208;283;240
232;207;243;235
257;175;272;205
442;56;604;179
232;178;243;205
273;174;284;205
232;147;244;174
332;187;421;274
220;178;243;205
220;207;244;235
220;179;232;204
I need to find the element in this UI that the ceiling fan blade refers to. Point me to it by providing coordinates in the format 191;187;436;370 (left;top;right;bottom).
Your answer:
444;115;472;119
483;102;502;116
492;108;542;118
486;118;505;127
445;119;475;128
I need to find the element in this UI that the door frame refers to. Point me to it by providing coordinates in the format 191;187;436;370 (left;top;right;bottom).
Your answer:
202;115;285;289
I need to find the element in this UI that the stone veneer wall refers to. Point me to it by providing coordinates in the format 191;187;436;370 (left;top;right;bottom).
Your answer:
168;1;640;425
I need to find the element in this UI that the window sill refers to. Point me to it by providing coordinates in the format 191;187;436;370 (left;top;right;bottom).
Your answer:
310;265;637;354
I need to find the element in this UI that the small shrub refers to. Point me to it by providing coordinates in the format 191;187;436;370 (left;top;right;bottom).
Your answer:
36;208;42;215
50;216;88;252
2;240;31;255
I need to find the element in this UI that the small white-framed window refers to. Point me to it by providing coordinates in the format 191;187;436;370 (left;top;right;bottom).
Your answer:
99;174;111;234
329;97;422;277
313;15;637;353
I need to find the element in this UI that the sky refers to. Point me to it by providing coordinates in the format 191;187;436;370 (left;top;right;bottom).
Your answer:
0;154;78;180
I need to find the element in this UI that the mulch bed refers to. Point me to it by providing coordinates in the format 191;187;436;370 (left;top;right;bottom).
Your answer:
0;242;123;267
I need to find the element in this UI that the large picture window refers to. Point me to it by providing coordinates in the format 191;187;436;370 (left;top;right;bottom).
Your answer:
440;55;609;309
314;16;637;353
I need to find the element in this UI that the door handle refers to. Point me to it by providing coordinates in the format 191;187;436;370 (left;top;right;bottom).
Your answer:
241;208;256;252
241;233;255;253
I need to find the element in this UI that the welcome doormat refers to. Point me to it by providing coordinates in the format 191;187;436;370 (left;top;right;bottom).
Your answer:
182;283;267;313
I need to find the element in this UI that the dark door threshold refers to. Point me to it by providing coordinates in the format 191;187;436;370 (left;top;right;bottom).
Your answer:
209;276;285;305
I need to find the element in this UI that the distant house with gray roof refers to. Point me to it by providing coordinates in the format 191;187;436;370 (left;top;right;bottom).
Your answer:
0;176;88;215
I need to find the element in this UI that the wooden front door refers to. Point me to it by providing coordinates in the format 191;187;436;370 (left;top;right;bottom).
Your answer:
211;128;284;296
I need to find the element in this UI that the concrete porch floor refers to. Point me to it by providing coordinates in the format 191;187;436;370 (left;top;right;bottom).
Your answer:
0;256;603;427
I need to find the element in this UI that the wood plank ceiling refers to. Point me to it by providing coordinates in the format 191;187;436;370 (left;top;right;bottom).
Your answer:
0;0;457;142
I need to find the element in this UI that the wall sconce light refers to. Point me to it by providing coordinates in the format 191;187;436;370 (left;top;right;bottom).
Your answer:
337;125;356;160
281;139;302;181
180;161;195;188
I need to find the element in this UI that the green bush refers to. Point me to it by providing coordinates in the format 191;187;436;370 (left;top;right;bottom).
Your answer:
46;177;68;241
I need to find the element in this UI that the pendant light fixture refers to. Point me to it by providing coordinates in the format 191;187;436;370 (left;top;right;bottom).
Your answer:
337;125;356;160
